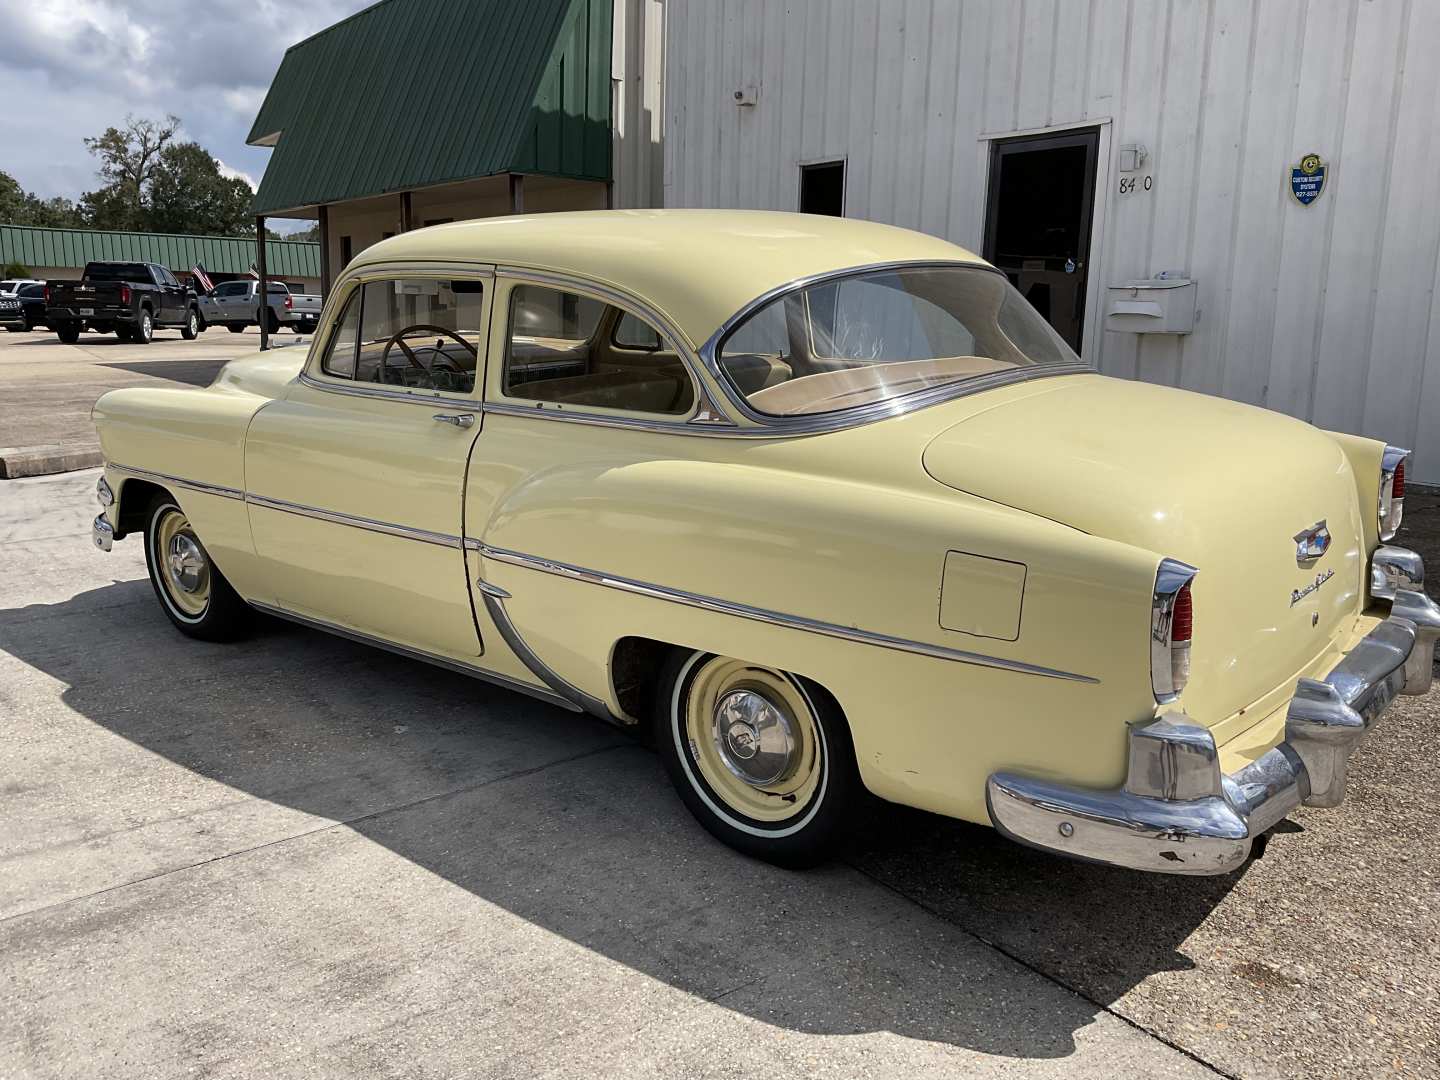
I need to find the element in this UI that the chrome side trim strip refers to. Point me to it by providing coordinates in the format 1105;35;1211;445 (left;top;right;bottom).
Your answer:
245;492;467;549
476;587;615;721
479;544;1098;684
296;370;485;411
109;463;245;501
249;600;580;713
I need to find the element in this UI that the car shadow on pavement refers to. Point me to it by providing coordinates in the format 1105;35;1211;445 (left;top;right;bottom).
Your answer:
97;359;233;386
0;578;1246;1062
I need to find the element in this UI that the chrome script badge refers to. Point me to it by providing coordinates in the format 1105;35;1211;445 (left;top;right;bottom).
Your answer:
1291;568;1335;606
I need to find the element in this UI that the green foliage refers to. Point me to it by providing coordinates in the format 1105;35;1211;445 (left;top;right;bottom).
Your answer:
4;115;257;237
3;260;31;278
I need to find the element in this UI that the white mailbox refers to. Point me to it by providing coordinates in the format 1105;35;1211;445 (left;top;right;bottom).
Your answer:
1105;278;1196;335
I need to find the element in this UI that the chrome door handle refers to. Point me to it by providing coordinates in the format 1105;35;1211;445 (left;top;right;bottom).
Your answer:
433;413;475;429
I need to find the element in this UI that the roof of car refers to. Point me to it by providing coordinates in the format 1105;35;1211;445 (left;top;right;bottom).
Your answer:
348;209;985;345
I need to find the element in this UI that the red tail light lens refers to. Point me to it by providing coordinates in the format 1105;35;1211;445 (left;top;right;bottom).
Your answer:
285;294;293;310
120;284;131;305
1379;445;1409;541
43;285;50;304
1152;559;1197;703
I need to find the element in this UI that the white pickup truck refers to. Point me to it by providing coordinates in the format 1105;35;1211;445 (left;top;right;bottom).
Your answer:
198;280;321;335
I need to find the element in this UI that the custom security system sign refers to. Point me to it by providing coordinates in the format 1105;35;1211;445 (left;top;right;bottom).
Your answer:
1290;153;1327;205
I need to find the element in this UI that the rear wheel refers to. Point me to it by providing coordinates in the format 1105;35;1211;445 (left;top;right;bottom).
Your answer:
226;323;246;334
134;309;154;344
56;322;80;343
116;326;134;342
655;650;860;867
262;309;281;334
180;308;199;340
143;497;252;641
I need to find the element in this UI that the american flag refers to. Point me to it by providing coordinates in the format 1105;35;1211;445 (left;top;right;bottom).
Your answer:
190;263;215;293
247;262;260;280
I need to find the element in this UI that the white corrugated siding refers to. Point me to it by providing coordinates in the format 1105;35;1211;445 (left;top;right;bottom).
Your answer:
663;0;1440;482
612;0;666;208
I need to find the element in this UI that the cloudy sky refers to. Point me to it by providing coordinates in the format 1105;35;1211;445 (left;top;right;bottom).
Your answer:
0;0;374;230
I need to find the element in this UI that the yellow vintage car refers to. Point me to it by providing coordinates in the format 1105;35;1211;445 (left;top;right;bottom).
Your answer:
91;210;1438;873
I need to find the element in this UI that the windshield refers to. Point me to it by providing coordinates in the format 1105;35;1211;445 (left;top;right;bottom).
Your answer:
716;265;1080;417
84;263;151;283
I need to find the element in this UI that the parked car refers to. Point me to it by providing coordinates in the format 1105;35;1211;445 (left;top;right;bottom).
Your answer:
0;282;49;331
0;277;44;298
89;211;1440;874
197;280;321;335
46;261;202;344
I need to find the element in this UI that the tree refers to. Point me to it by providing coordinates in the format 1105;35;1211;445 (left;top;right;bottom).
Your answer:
283;224;321;243
146;142;255;236
3;260;31;278
81;115;180;231
0;170;83;229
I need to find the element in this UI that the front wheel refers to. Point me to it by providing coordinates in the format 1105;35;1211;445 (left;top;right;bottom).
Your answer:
180;308;199;340
655;650;861;867
143;497;252;641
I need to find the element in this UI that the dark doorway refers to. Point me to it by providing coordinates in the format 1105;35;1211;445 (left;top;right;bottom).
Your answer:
799;160;846;216
983;129;1099;352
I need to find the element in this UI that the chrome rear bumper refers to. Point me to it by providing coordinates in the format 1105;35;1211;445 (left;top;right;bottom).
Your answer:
987;554;1440;876
92;513;113;552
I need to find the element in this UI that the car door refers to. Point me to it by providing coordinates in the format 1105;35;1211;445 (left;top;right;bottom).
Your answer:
243;267;493;659
149;265;176;322
216;281;244;322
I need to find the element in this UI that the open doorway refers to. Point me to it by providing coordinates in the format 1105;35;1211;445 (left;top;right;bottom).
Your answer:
982;128;1099;352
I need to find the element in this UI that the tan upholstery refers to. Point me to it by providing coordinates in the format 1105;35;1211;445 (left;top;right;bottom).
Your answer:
720;353;794;395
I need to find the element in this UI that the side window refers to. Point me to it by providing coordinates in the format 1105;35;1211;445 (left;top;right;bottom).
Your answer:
161;268;180;287
503;283;694;416
320;291;361;378
352;277;484;394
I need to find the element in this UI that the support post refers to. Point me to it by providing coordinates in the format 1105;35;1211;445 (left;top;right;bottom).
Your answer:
509;173;525;215
400;190;413;233
255;215;269;352
317;205;332;299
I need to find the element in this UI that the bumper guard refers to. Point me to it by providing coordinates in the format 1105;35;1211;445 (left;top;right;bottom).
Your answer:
987;549;1440;876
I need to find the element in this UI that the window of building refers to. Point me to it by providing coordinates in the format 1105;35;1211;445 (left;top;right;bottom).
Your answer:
320;278;483;394
799;160;845;216
503;283;694;415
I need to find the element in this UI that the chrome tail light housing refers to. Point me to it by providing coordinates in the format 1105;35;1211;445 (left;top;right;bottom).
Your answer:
1151;558;1198;703
1379;445;1409;542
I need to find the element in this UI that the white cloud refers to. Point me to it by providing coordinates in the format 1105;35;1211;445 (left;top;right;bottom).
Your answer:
0;0;372;202
215;160;258;192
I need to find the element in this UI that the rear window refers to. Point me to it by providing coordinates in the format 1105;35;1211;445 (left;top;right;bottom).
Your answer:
265;283;289;294
83;263;151;283
19;284;45;297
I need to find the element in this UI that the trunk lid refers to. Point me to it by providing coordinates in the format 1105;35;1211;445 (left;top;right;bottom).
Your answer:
922;375;1366;726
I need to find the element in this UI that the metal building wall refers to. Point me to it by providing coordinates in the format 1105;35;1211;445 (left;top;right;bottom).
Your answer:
664;0;1440;482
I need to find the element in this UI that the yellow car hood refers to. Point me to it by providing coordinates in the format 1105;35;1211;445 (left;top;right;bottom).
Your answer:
922;374;1367;725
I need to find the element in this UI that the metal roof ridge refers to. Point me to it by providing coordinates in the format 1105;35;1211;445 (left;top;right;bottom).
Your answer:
0;222;318;246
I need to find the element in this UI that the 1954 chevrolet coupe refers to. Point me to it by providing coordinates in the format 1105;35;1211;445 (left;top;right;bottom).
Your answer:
91;210;1439;873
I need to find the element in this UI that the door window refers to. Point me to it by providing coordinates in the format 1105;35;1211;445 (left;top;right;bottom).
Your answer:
503;284;694;416
319;277;484;394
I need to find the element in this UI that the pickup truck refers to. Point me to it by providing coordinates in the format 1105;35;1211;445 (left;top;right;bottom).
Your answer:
46;261;202;344
197;280;321;335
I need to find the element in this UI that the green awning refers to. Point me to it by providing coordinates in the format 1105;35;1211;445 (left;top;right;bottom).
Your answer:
0;224;320;278
248;0;611;217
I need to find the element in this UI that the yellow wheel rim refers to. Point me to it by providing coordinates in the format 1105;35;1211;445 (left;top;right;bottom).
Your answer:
154;507;211;619
681;656;823;824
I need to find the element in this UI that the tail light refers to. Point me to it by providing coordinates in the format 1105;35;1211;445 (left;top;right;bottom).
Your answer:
43;285;50;304
120;284;131;306
1151;559;1198;703
1379;445;1409;541
284;293;293;310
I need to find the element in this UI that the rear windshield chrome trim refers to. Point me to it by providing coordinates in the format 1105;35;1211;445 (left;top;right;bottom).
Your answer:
480;543;1098;684
697;259;1095;436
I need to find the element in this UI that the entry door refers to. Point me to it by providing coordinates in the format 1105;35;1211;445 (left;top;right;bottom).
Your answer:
244;271;493;660
982;128;1099;352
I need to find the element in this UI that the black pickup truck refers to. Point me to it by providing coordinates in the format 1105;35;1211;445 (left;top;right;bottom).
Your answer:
46;261;203;344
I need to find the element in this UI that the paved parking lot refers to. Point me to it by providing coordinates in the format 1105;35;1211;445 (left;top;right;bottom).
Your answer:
2;471;1437;1079
0;326;307;476
2;314;1438;1078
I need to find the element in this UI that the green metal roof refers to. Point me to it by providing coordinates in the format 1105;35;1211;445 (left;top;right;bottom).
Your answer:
0;224;320;278
248;0;611;217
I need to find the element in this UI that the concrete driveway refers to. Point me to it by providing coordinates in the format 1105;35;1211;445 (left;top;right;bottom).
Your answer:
0;327;307;476
2;472;1437;1079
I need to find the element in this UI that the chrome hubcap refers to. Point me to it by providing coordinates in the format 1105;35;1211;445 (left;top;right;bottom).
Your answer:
166;533;206;592
712;688;797;787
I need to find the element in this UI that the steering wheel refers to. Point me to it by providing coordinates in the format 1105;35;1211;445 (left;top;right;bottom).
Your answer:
377;325;477;380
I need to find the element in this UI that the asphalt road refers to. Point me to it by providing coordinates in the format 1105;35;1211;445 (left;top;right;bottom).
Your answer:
2;472;1437;1078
